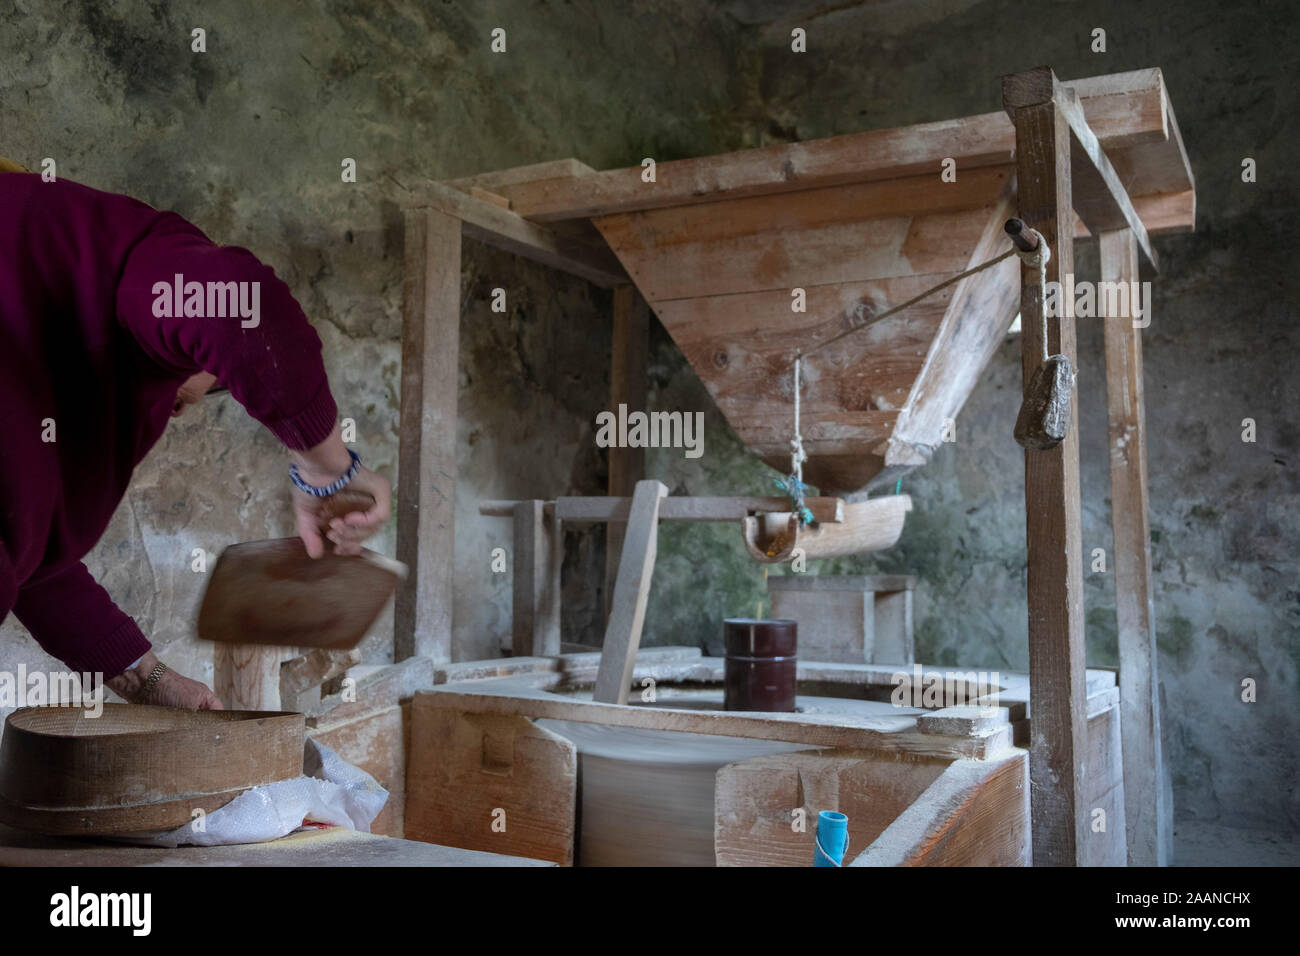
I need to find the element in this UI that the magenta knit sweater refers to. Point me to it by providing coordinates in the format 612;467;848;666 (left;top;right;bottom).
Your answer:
0;174;337;675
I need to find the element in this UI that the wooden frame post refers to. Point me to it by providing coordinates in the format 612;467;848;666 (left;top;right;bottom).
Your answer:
395;207;461;663
512;500;562;657
1004;67;1089;866
213;644;281;710
604;285;649;618
1100;227;1171;865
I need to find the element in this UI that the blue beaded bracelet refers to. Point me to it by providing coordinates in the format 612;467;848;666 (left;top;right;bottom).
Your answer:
290;449;362;497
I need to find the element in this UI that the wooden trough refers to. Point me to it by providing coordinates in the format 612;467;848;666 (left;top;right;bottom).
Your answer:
404;648;1127;867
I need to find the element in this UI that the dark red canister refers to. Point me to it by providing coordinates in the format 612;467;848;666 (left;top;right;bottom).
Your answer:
724;618;797;712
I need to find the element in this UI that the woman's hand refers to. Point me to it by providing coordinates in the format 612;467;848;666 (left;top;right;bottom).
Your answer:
293;464;392;558
289;424;391;558
106;651;224;709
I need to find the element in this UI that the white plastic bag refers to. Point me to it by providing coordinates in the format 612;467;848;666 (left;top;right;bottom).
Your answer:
113;738;388;847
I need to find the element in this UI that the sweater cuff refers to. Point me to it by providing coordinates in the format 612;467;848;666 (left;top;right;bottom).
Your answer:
264;379;338;451
70;617;153;679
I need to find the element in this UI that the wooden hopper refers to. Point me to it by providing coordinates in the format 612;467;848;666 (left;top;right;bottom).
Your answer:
445;68;1193;495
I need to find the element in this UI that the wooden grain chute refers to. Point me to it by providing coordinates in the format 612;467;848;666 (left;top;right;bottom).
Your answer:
741;495;912;564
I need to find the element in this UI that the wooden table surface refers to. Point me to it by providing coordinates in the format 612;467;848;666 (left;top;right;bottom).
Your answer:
0;824;554;867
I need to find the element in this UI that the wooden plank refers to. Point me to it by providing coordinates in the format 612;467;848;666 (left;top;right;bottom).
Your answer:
1080;698;1128;866
556;494;843;524
495;73;1168;222
411;180;626;287
444;158;596;191
592;480;667;704
1066;68;1167;148
280;648;361;713
213;643;281;711
1100;227;1171;867
600;166;1012;251
1106;87;1197;197
513;501;561;657
1005;72;1090;867
406;708;577;865
469;185;511;209
604;285;649;619
887;189;1020;474
1059;89;1159;271
715;750;951;866
769;586;876;664
0;823;553;867
873;589;914;665
1004;68;1157;270
395;208;460;663
307;656;434;729
420;677;1014;759
849;754;1031;866
599;203;994;302
1079;189;1195;237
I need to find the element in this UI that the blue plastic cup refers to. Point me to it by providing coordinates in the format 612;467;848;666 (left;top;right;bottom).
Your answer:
814;810;849;866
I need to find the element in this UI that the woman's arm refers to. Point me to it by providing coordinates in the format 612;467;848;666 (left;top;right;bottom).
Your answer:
13;563;220;708
116;214;391;557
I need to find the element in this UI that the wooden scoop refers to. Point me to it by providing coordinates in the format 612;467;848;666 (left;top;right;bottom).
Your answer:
197;490;406;651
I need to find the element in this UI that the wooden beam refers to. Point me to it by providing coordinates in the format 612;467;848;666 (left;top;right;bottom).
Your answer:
1077;189;1196;238
395;207;460;663
887;186;1020;466
444;158;596;191
512;500;561;657
280;648;361;714
1005;69;1090;867
592;479;667;704
1100;228;1171;866
604;286;649;620
553;495;844;524
1004;67;1158;271
411;180;627;287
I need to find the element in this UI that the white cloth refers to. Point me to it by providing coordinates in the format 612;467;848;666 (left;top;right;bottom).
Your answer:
110;738;388;847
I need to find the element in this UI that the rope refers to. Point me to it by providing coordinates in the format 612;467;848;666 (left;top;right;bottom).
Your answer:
783;230;1050;515
780;354;811;525
1016;234;1052;361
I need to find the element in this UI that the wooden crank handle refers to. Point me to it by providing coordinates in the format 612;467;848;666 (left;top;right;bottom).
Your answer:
313;489;377;535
